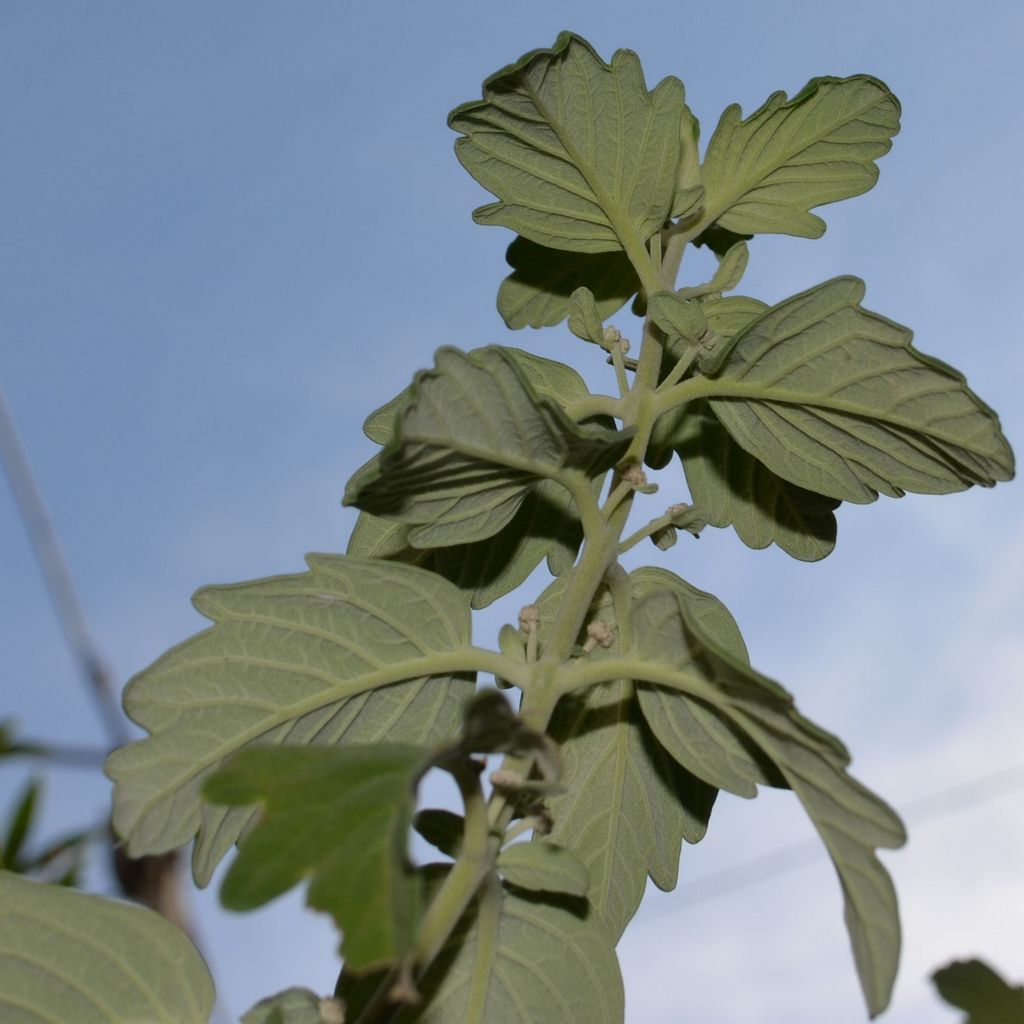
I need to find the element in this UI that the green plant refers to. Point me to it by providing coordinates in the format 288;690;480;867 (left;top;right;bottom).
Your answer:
0;31;1013;1023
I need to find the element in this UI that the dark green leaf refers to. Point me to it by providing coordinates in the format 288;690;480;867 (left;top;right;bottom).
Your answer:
0;870;214;1022
539;570;718;940
932;959;1024;1023
701;76;900;237
449;32;683;254
630;584;905;1017
703;277;1015;502
497;841;589;897
345;347;631;548
413;809;464;859
205;745;426;971
2;777;39;870
497;237;638;330
107;556;475;885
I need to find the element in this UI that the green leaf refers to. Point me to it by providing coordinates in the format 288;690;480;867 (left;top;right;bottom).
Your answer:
567;287;607;346
648;290;708;345
106;555;475;885
539;570;718;940
629;584;906;1018
932;959;1024;1023
242;988;338;1024
702;277;1015;501
701;76;900;237
496;237;638;330
2;777;39;870
339;878;624;1023
345;347;631;547
449;32;682;256
0;869;214;1022
678;240;749;299
413;809;464;859
678;400;840;561
205;744;426;972
497;841;589;897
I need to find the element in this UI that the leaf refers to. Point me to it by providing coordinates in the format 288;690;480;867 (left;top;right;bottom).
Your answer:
701;75;900;237
677;240;749;299
2;777;39;870
242;988;337;1024
449;32;683;255
0;870;214;1022
344;347;631;547
647;290;708;345
567;287;607;346
497;841;589;897
538;570;718;940
702;277;1015;502
339;878;624;1023
678;400;840;561
106;555;475;886
496;237;638;330
413;809;464;859
205;744;426;972
629;584;906;1017
932;959;1024;1023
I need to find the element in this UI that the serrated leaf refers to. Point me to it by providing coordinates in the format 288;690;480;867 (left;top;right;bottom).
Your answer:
348;479;583;610
0;870;214;1022
345;347;631;548
339;878;624;1023
701;277;1015;502
205;745;426;971
679;400;840;561
497;841;589;897
932;959;1024;1023
497;237;638;330
630;586;906;1018
538;570;718;940
106;555;475;885
701;75;900;237
449;32;683;255
242;988;337;1024
413;809;464;859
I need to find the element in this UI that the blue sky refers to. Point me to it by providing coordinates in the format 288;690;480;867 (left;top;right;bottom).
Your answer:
1;2;1022;1021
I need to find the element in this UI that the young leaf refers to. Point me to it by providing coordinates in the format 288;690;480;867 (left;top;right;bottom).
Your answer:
205;744;427;972
647;290;708;345
539;571;719;940
106;555;476;884
449;32;683;257
629;584;906;1018
932;959;1024;1022
242;988;339;1024
678;400;840;561
0;870;214;1022
345;347;631;548
339;877;624;1023
567;286;607;346
497;841;589;898
496;237;638;330
677;240;749;299
701;76;900;237
413;809;464;859
700;277;1015;502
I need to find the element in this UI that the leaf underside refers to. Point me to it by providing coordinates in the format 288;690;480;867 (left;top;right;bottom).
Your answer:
0;870;214;1023
701;75;901;237
106;555;474;886
449;31;682;253
705;277;1014;503
242;988;327;1024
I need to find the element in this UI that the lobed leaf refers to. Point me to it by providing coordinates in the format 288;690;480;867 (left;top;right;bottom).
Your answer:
630;582;906;1017
449;32;682;255
497;237;638;330
0;870;214;1023
106;555;475;885
339;878;624;1023
538;569;720;940
345;346;631;548
205;745;427;971
701;75;900;237
702;277;1015;502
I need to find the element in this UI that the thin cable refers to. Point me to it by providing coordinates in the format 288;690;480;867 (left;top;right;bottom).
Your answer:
678;759;1024;906
0;385;127;746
